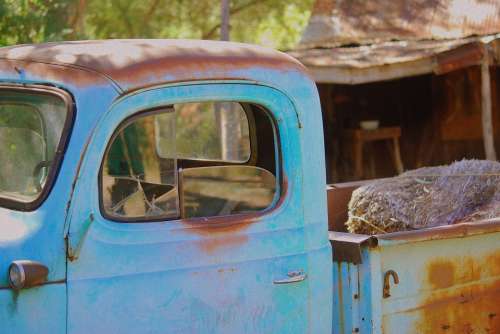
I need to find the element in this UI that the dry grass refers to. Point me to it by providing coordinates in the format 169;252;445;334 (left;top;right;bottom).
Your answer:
346;160;500;235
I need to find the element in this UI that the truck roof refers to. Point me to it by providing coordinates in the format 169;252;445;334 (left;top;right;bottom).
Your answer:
0;39;307;93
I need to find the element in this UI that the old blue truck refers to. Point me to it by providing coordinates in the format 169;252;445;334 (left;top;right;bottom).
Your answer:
0;40;498;334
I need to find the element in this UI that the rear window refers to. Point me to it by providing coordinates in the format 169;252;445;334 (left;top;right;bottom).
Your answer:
101;101;279;221
0;88;71;207
155;102;251;162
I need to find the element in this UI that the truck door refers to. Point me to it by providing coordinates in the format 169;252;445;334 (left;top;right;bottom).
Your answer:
0;85;74;333
67;83;320;333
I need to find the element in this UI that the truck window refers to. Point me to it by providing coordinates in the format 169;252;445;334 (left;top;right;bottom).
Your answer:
0;89;71;207
101;102;279;221
155;102;251;162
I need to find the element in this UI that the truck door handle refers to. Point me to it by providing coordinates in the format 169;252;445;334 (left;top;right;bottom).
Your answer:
273;270;307;284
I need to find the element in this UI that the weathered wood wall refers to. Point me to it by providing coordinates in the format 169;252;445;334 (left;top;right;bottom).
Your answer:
319;67;499;183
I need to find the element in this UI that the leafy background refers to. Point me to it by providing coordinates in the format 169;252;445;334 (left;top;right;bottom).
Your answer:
0;0;313;50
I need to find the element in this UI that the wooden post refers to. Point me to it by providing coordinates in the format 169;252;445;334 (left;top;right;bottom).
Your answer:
481;45;497;161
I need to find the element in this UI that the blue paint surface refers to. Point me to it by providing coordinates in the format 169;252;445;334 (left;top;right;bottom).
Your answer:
67;82;331;333
0;50;332;333
0;61;117;333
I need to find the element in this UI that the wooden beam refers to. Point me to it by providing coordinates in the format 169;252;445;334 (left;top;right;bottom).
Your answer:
481;45;497;161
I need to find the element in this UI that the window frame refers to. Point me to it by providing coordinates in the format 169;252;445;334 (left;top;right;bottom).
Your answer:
0;84;75;212
98;101;281;223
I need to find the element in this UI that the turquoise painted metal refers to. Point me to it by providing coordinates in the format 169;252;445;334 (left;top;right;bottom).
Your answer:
329;221;500;333
0;40;331;333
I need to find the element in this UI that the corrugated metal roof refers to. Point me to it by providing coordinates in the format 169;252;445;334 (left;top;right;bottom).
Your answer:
299;0;500;49
292;36;490;69
289;35;500;84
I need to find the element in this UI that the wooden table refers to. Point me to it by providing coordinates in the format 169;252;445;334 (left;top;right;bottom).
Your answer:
343;126;404;179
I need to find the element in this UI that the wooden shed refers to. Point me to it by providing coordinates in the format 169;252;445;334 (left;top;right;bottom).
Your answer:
289;0;500;182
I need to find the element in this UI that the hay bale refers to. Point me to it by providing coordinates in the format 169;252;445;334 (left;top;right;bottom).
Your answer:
346;160;500;235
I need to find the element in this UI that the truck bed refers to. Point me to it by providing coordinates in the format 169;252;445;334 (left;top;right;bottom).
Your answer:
327;181;500;333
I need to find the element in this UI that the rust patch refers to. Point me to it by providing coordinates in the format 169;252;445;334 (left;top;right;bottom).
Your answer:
300;1;500;49
113;55;306;93
376;218;500;243
0;58;114;89
199;234;249;254
484;252;500;277
0;40;309;93
181;216;256;236
414;252;500;333
179;174;288;253
415;281;500;333
427;260;456;289
180;174;288;235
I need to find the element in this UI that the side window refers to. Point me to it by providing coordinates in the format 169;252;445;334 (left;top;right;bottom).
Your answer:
101;101;279;221
0;89;72;207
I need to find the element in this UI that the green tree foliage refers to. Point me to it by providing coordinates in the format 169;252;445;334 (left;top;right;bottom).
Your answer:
0;0;74;45
0;0;313;50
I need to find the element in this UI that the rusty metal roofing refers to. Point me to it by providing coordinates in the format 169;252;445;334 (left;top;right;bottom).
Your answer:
289;34;500;84
299;0;500;49
291;35;499;69
292;1;500;84
290;34;500;83
0;39;306;92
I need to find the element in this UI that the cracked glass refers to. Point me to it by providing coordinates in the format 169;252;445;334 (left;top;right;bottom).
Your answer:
101;102;277;221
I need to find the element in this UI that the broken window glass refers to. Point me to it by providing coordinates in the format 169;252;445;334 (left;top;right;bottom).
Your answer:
102;110;178;219
101;102;277;221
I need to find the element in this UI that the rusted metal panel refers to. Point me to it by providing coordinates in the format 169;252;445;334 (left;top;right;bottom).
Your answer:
0;40;308;93
376;218;500;245
331;215;500;333
300;0;500;49
0;58;115;90
291;38;476;69
290;35;500;84
329;231;377;264
379;231;500;333
414;251;500;333
293;0;500;84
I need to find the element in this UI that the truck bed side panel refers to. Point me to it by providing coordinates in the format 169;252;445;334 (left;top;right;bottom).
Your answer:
379;231;500;333
331;229;500;333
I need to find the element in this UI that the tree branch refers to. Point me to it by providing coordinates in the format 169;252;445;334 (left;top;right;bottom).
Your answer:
144;0;161;24
68;0;87;37
115;0;136;37
140;0;161;35
202;0;262;39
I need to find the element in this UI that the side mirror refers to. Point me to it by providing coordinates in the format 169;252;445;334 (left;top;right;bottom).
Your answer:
8;260;49;290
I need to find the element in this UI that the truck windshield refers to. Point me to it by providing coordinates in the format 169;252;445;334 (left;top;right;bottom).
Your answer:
0;90;69;205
